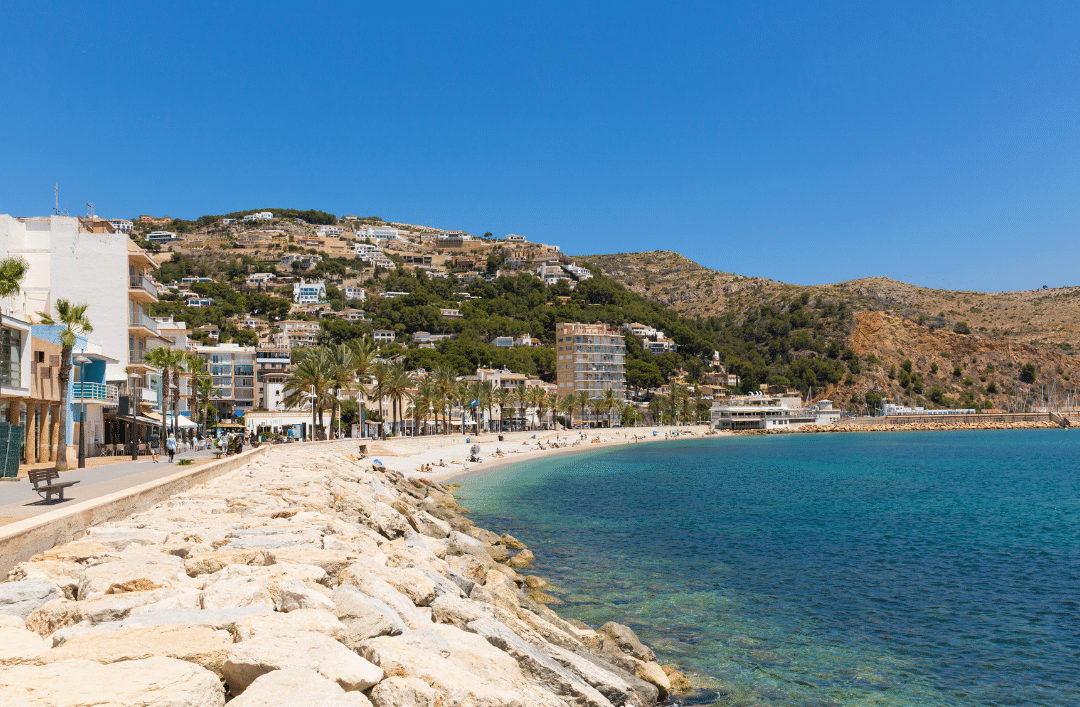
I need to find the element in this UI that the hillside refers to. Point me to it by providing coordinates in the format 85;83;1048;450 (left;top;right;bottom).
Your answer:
582;251;1080;411
582;251;1080;348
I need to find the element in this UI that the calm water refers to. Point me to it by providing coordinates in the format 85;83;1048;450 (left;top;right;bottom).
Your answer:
457;431;1080;707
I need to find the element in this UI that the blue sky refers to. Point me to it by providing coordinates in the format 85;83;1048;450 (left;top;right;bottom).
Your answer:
3;1;1079;292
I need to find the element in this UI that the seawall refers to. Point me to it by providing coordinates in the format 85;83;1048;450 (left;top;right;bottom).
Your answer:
0;439;682;706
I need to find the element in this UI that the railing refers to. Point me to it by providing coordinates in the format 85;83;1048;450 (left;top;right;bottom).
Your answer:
234;366;254;376
73;382;119;403
136;387;158;405
129;311;161;336
129;274;159;299
129;350;146;364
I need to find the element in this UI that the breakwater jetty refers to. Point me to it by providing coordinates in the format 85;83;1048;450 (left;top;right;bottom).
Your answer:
0;442;675;706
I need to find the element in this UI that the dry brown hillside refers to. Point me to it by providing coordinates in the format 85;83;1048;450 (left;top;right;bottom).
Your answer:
582;250;1080;410
582;251;1080;350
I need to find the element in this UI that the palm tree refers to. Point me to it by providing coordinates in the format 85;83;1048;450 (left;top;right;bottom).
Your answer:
325;344;355;438
0;256;28;299
479;381;495;433
526;387;543;430
385;361;414;436
432;363;456;435
575;390;591;429
467;380;485;434
493;387;511;433
368;360;391;439
414;378;436;435
349;336;375;436
194;371;217;434
513;386;530;432
602;388;618;427
36;300;93;469
544;391;559;431
558;393;574;430
144;346;183;448
285;348;331;440
454;380;471;435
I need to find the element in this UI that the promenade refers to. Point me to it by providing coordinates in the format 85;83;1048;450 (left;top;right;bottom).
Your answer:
0;450;219;526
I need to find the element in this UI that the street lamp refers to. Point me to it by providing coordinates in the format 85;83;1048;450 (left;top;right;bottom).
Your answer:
74;355;91;469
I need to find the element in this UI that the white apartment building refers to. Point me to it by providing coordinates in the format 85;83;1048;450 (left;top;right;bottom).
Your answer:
293;279;327;304
280;253;321;270
505;234;526;243
355;226;400;240
277;320;320;348
344;287;366;301
195;343;256;417
317;225;345;237
564;263;593;280
373;330;395;344
246;272;276;287
108;219;133;233
147;231;179;243
0;215;166;386
243;212;274;222
353;243;382;259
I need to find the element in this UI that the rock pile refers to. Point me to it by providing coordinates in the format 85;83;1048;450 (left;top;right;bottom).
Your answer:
736;420;1060;435
0;446;672;707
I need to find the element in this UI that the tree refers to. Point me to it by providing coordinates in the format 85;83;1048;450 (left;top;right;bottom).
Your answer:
36;300;93;469
0;256;28;298
513;386;530;431
144;346;186;448
575;390;591;428
493;387;511;433
1020;363;1036;384
349;336;375;436
325;344;355;438
285;348;332;440
954;321;972;335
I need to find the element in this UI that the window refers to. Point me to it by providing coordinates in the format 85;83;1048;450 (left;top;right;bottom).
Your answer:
1;326;22;388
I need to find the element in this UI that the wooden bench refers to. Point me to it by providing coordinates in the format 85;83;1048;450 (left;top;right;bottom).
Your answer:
28;469;80;503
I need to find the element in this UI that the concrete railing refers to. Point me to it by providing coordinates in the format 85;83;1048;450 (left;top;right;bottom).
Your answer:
0;445;270;577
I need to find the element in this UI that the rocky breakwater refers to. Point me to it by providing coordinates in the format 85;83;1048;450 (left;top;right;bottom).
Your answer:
735;420;1059;435
0;445;673;707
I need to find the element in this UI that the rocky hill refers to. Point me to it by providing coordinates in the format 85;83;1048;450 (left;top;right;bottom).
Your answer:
582;251;1080;411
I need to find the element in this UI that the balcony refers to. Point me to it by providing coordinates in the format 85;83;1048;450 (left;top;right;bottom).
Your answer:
135;387;158;405
128;274;159;302
129;311;161;337
73;382;119;404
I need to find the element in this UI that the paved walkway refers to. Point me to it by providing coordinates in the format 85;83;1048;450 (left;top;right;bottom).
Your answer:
0;449;220;526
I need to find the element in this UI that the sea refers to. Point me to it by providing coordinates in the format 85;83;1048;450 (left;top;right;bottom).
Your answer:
456;430;1080;707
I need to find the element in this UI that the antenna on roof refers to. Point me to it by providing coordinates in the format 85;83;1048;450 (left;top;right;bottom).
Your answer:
54;183;59;215
86;202;95;219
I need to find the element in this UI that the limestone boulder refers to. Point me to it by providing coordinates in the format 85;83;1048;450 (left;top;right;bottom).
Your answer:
119;606;273;633
447;531;487;558
542;642;642;707
184;549;271;576
360;625;567;707
8;560;82;600
277;580;336;613
430;594;495;630
332;585;406;643
487;545;511;562
200;575;275;610
499;533;527;550
234;609;348;644
598;622;656;662
506;549;535;568
0;626;49;665
223;630;383;694
466;617;615;707
0;579;60;619
368;676;438;707
0;656;225;706
40;623;234;675
337;570;431;628
229;668;373;707
371;501;410;539
269;547;356;584
0;613;26;629
85;527;169;551
76;557;190;600
632;659;671;700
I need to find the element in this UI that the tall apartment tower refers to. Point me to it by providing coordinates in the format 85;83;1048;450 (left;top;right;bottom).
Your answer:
554;322;627;400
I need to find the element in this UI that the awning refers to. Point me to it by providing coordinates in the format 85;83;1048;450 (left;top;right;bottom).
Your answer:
167;415;198;429
144;411;163;421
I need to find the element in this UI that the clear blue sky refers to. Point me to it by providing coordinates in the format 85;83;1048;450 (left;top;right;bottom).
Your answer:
3;1;1079;292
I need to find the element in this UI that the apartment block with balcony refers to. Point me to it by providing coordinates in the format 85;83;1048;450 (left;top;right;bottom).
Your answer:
554;322;627;420
196;343;256;419
256;346;292;410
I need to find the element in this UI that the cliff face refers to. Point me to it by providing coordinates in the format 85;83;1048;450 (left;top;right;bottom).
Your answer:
845;310;1080;406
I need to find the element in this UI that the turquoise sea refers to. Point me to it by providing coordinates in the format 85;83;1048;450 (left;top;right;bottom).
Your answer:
456;431;1080;706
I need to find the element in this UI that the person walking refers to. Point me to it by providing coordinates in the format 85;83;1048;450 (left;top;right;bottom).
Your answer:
166;434;177;463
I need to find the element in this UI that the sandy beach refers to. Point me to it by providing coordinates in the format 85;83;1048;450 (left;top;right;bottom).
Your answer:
356;426;719;483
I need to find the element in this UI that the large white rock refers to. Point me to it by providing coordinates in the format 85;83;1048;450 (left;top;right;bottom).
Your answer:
278;580;336;613
338;574;430;629
359;624;566;707
200;575;275;610
0;579;61;620
0;656;225;706
368;675;439;707
332;585;406;643
85;527;169;551
39;623;234;674
228;668;373;707
0;626;49;665
233;609;349;644
371;501;410;538
76;557;190;600
223;630;383;694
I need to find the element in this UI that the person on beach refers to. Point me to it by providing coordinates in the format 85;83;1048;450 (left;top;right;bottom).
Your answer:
166;435;176;463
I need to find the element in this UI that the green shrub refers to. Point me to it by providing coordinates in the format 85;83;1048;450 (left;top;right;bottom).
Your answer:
1020;363;1036;384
